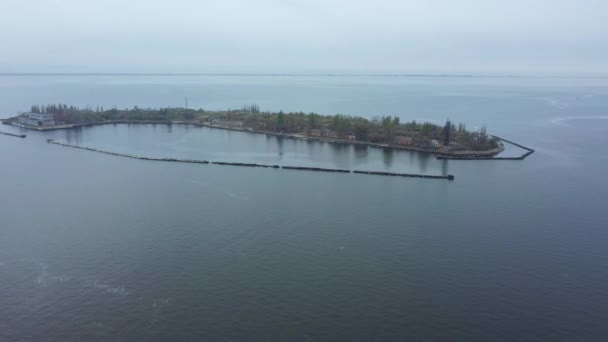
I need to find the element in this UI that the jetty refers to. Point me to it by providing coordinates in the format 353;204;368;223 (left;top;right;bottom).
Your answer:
0;130;26;138
47;139;454;181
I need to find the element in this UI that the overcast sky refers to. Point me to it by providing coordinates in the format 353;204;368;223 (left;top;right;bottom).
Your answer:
0;0;606;75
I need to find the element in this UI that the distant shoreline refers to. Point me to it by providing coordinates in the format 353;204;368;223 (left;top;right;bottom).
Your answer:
0;73;606;79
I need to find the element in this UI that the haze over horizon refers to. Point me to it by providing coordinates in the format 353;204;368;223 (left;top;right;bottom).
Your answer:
1;0;606;76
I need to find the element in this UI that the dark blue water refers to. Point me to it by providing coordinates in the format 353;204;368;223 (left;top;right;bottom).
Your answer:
1;75;607;341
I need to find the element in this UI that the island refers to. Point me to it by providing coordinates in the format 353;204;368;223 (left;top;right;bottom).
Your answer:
3;104;504;157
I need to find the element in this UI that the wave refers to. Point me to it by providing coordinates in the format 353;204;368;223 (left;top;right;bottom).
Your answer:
225;191;249;201
541;97;569;109
93;281;132;296
36;263;49;285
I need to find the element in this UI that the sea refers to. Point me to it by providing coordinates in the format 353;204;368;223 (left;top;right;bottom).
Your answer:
0;75;607;341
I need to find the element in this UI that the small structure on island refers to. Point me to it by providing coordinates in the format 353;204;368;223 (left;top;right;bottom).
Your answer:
395;136;414;146
309;129;338;139
18;112;55;127
443;119;451;147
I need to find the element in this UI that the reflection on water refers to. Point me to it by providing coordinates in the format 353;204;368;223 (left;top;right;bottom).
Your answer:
277;136;284;161
328;143;350;169
441;159;449;176
353;145;368;161
64;126;84;145
382;148;393;168
418;152;431;173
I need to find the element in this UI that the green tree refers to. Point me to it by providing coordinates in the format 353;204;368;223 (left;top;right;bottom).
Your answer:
382;116;397;143
353;122;369;141
420;122;433;137
277;110;285;131
307;113;317;129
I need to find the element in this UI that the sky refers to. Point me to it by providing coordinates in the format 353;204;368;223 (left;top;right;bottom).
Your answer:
0;0;606;75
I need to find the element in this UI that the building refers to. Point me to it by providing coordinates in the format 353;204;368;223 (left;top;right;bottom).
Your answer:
18;112;55;126
324;130;338;138
211;119;244;127
309;129;338;138
226;120;244;127
395;136;414;145
430;139;440;148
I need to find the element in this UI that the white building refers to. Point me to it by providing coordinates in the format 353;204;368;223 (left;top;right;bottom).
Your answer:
18;112;55;126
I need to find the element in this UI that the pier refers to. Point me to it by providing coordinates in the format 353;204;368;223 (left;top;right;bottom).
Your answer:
47;139;455;181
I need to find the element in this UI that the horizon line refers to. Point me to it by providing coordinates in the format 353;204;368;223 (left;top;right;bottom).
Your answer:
0;72;607;79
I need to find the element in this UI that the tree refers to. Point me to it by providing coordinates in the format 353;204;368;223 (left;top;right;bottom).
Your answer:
479;125;488;143
277;110;285;131
331;114;350;135
382;116;397;143
443;120;451;146
242;104;260;113
307;113;317;129
353;122;369;141
420;122;433;137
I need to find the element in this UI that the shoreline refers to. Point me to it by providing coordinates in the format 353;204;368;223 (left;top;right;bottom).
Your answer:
2;119;508;158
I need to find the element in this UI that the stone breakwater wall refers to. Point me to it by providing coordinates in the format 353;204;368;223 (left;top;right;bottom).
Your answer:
47;139;455;181
0;131;26;138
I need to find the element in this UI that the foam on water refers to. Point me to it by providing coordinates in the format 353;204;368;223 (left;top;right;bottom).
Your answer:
36;263;48;285
225;191;249;201
93;281;132;296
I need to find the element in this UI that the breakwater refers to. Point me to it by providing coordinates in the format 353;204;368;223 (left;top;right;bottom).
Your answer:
0;130;26;138
47;139;454;181
282;166;351;173
213;161;280;168
354;170;454;180
437;135;534;161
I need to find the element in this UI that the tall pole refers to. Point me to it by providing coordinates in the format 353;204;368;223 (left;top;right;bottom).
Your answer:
185;96;188;110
